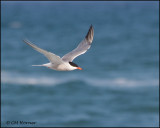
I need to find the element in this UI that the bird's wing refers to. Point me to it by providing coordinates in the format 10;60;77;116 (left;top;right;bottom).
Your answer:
62;25;94;62
23;39;63;64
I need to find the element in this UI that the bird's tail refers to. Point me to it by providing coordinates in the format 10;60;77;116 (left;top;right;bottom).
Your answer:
32;65;44;66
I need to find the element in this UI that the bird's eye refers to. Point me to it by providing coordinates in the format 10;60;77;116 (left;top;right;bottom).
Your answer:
69;62;78;67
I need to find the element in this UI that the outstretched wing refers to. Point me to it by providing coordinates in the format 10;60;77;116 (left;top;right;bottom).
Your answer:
62;25;94;62
23;39;63;64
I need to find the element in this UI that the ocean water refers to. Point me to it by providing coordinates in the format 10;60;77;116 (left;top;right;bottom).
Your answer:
1;1;159;127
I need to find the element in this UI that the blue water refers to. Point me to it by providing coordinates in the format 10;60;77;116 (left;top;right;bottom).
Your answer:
1;1;159;127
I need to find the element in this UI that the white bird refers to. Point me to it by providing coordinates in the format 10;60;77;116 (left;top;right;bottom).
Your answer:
23;25;94;71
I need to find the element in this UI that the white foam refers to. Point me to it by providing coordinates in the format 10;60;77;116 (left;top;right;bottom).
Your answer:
85;77;159;87
1;71;61;86
1;71;159;87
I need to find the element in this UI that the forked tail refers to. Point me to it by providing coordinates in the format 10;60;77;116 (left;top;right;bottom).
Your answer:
32;63;51;67
32;65;44;66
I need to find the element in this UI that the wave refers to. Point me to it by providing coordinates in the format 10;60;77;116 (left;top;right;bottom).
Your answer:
1;71;158;87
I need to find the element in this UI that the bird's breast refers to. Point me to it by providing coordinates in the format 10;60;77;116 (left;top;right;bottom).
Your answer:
54;63;74;71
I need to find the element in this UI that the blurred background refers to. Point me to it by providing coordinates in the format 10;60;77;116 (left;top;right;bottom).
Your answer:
1;1;159;127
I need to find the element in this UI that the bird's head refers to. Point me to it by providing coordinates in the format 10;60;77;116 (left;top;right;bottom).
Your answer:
69;62;82;70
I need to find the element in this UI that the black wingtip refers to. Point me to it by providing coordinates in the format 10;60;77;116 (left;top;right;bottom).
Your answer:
23;39;34;47
85;25;94;43
23;39;29;43
23;39;28;44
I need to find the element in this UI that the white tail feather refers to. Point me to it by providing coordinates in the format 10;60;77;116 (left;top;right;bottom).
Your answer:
32;65;44;66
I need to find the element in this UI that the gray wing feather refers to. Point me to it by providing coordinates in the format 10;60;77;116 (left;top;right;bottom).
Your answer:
62;25;94;62
23;39;63;64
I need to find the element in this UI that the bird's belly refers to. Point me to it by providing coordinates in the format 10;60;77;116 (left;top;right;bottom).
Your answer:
51;64;71;71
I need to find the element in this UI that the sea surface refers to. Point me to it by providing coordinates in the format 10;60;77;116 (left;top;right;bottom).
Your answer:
1;1;159;127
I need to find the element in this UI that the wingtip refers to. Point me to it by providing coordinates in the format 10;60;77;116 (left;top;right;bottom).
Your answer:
23;39;33;45
23;39;26;42
23;39;29;43
85;25;94;43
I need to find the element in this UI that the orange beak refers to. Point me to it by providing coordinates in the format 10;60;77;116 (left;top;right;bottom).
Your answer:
77;67;82;70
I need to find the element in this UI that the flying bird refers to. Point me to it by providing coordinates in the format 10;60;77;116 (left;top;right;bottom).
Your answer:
23;25;94;71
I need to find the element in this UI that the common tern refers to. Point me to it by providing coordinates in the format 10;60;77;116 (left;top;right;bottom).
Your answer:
23;25;94;71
